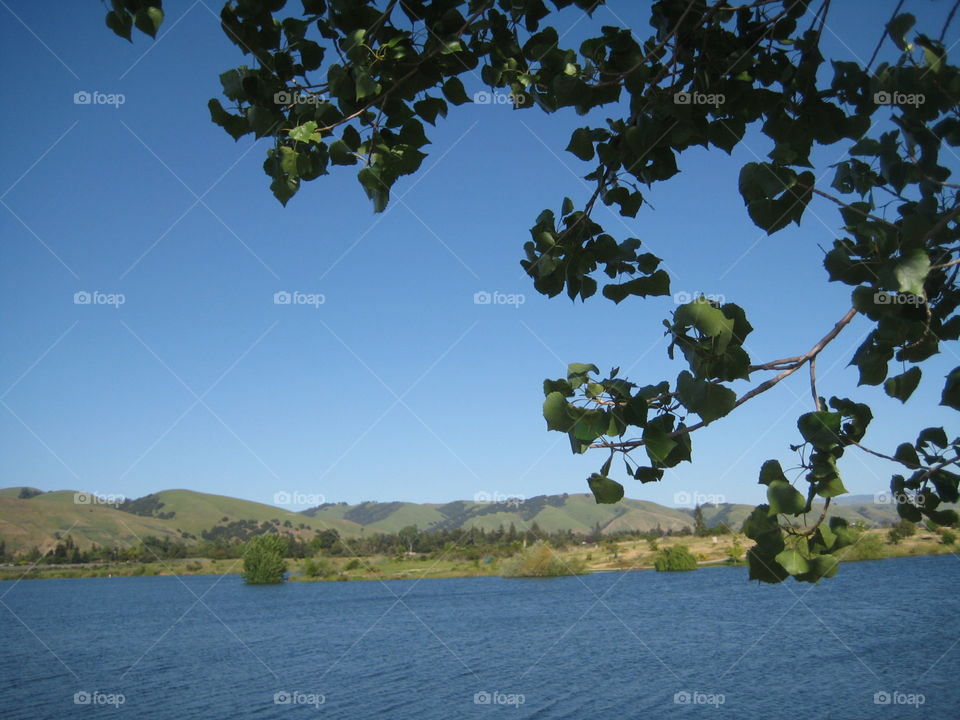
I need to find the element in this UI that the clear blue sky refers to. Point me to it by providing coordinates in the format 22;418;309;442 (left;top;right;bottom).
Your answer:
1;1;956;509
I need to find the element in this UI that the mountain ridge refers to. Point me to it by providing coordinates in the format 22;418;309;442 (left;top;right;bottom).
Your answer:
0;486;903;553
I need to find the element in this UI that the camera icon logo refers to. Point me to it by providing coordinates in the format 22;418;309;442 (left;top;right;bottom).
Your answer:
274;691;292;704
74;691;92;705
273;491;291;505
874;691;892;705
74;492;92;505
274;91;292;105
473;291;492;305
273;291;292;305
474;691;492;704
74;291;92;305
472;91;491;104
874;91;891;105
673;92;692;105
673;491;692;506
674;690;692;704
73;91;92;105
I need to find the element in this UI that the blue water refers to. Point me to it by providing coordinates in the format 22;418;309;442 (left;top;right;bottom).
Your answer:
1;556;957;718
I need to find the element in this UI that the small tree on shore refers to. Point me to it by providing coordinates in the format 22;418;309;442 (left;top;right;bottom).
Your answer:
242;534;288;585
654;545;698;572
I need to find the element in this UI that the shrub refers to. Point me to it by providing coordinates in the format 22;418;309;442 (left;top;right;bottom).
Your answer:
241;534;287;584
940;530;956;546
653;545;698;572
501;542;585;578
836;533;885;561
303;557;335;578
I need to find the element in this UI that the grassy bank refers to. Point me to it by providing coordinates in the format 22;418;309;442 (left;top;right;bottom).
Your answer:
0;529;954;583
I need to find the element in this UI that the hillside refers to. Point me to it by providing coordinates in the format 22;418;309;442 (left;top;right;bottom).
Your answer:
0;486;907;554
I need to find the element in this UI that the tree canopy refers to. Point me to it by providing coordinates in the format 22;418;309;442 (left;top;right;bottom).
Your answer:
105;0;959;585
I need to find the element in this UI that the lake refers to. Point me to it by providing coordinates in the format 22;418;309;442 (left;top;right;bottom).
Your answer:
1;555;957;718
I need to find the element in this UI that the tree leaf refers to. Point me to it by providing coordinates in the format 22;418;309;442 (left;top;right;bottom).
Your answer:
587;473;624;504
566;128;594;161
775;547;810;575
884;367;921;403
797;411;842;450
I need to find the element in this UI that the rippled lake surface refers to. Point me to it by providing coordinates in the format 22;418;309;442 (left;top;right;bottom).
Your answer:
2;555;958;718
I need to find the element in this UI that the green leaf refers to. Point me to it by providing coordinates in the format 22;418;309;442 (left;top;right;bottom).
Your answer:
643;425;676;465
413;97;447;125
767;480;807;516
354;68;379;100
357;166;389;212
133;6;164;38
884;367;922;403
634;466;663;483
105;10;133;41
673;300;734;352
441;77;471;105
587;473;624;504
941;367;960;411
807;554;839;581
566;128;594;161
738;162;796;202
676;371;737;423
289;121;320;143
892;249;930;296
747;546;789;583
602;271;670;303
886;13;916;51
742;505;782;542
797;411;842;450
247;106;278;138
208;99;250;141
759;459;788;486
543;391;573;431
775;547;810;575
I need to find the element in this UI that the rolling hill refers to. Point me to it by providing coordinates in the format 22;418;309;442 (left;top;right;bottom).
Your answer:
0;486;905;554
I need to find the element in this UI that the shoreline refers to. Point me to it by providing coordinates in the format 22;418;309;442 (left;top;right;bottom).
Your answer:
1;529;953;583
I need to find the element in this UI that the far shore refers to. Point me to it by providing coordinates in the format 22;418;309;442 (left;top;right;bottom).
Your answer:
1;529;953;583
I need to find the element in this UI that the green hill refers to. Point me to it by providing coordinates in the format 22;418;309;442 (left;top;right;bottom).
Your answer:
0;486;909;554
0;492;182;554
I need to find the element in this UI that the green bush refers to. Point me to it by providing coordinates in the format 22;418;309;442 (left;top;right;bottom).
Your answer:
501;542;585;578
940;530;956;546
836;533;885;561
241;534;287;584
653;545;698;572
303;556;335;578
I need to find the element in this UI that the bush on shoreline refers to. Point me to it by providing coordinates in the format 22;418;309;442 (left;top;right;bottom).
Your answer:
501;542;585;578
